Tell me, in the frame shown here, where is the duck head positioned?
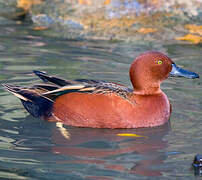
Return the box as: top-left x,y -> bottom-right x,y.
130,51 -> 199,94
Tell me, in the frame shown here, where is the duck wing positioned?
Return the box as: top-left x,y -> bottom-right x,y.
2,71 -> 133,118
33,70 -> 133,100
2,71 -> 133,109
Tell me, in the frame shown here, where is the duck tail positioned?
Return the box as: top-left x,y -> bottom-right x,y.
33,70 -> 72,86
2,83 -> 53,119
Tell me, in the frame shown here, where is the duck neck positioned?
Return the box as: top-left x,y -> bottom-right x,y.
132,81 -> 162,95
133,86 -> 162,95
129,66 -> 163,95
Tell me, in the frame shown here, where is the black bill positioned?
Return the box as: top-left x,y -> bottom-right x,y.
170,63 -> 199,79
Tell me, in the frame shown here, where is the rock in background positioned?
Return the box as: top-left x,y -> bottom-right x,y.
0,0 -> 202,43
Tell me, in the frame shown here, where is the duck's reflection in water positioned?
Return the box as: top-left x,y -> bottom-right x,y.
51,122 -> 170,178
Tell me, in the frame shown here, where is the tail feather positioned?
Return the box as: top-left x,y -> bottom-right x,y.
33,70 -> 101,87
2,83 -> 53,118
33,70 -> 72,86
2,84 -> 30,101
32,84 -> 59,91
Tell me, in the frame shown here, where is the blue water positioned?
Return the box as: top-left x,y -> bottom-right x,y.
0,23 -> 202,180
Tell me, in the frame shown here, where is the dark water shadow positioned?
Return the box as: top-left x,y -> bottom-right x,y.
50,120 -> 171,178
10,114 -> 171,179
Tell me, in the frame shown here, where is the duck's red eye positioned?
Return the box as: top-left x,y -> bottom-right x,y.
157,60 -> 163,65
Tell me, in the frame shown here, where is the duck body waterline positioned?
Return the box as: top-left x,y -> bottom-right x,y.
53,90 -> 170,128
2,51 -> 199,128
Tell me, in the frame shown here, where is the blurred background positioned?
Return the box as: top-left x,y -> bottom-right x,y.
0,0 -> 202,43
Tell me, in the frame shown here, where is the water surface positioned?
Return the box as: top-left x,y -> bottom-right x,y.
0,23 -> 202,180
